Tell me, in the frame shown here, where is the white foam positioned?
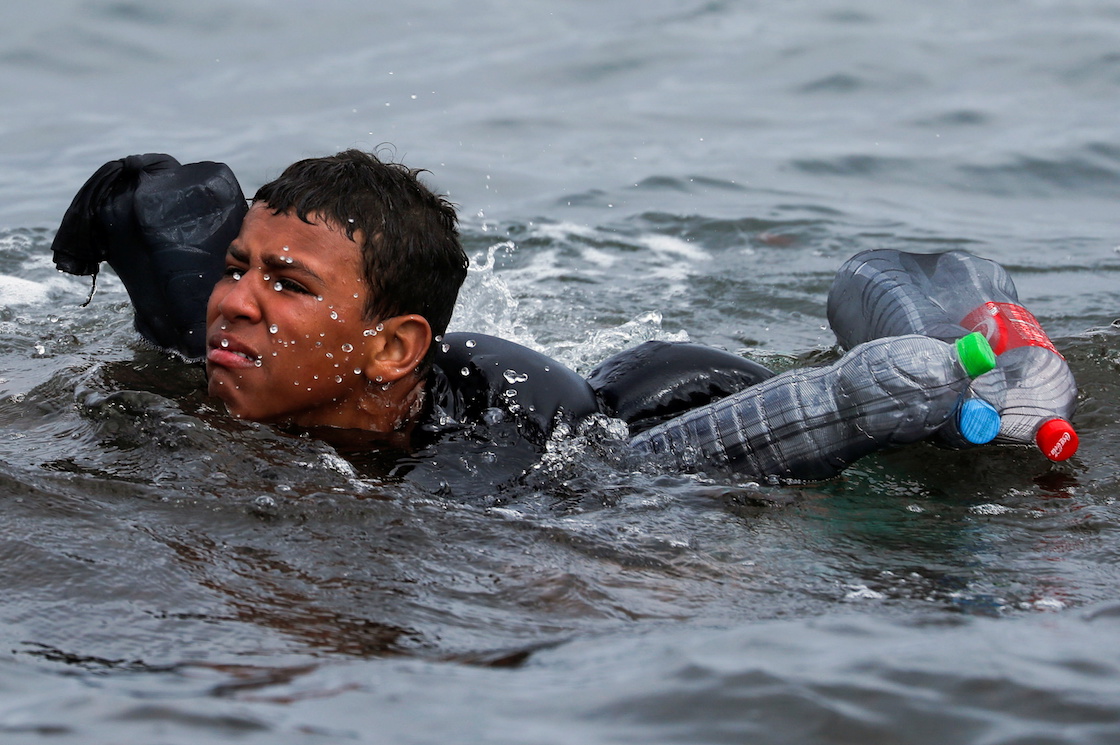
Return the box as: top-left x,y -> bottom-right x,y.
970,503 -> 1014,516
531,221 -> 599,242
449,244 -> 540,350
638,233 -> 708,262
1029,596 -> 1067,611
843,584 -> 886,602
0,275 -> 49,306
579,246 -> 617,268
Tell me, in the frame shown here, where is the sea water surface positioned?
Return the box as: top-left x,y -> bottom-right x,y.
2,1 -> 1120,742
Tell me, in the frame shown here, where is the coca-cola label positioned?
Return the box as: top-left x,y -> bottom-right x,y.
960,301 -> 1061,356
1048,431 -> 1073,460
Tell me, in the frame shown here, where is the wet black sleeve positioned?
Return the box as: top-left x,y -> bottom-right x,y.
51,153 -> 247,360
433,333 -> 602,444
587,340 -> 775,434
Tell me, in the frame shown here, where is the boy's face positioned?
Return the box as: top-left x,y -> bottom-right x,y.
205,203 -> 382,428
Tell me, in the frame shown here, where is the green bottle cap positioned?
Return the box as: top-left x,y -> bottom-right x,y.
955,332 -> 997,378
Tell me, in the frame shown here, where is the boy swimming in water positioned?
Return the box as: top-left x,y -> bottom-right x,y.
51,150 -> 772,462
51,150 -> 994,483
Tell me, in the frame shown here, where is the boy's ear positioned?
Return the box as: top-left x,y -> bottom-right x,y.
365,314 -> 432,382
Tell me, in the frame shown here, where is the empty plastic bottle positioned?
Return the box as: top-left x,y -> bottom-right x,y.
629,333 -> 996,481
826,249 -> 1078,461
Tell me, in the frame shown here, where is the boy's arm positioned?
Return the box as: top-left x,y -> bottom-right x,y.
587,340 -> 774,433
51,154 -> 247,360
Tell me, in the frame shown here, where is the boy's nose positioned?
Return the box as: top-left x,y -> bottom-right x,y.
216,269 -> 263,323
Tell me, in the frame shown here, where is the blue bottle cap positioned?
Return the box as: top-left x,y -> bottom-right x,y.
957,398 -> 1001,445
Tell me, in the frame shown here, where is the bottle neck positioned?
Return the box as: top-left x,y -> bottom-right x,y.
954,332 -> 996,378
960,301 -> 1061,357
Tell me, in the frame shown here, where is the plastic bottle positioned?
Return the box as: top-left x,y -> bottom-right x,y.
826,249 -> 1078,461
628,333 -> 996,481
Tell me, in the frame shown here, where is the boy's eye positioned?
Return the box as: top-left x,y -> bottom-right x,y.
275,277 -> 310,294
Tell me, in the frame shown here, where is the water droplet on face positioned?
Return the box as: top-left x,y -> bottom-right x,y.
282,245 -> 290,252
335,375 -> 343,383
375,322 -> 384,332
364,329 -> 377,337
353,368 -> 362,375
374,375 -> 383,383
341,343 -> 354,353
330,311 -> 339,320
326,352 -> 334,359
254,359 -> 263,367
273,282 -> 284,292
220,339 -> 230,348
465,339 -> 476,348
263,274 -> 271,281
434,335 -> 443,343
269,324 -> 279,334
316,295 -> 323,302
231,271 -> 242,281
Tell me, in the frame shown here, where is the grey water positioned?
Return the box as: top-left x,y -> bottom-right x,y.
2,0 -> 1120,742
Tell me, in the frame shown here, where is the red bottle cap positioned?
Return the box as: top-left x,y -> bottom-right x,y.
1036,419 -> 1078,461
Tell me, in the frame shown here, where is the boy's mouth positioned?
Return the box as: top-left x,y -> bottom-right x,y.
206,335 -> 261,369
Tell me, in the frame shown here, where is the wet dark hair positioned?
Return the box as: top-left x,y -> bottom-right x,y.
253,150 -> 467,364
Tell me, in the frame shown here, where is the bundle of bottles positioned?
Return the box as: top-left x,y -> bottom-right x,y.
631,249 -> 1078,480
